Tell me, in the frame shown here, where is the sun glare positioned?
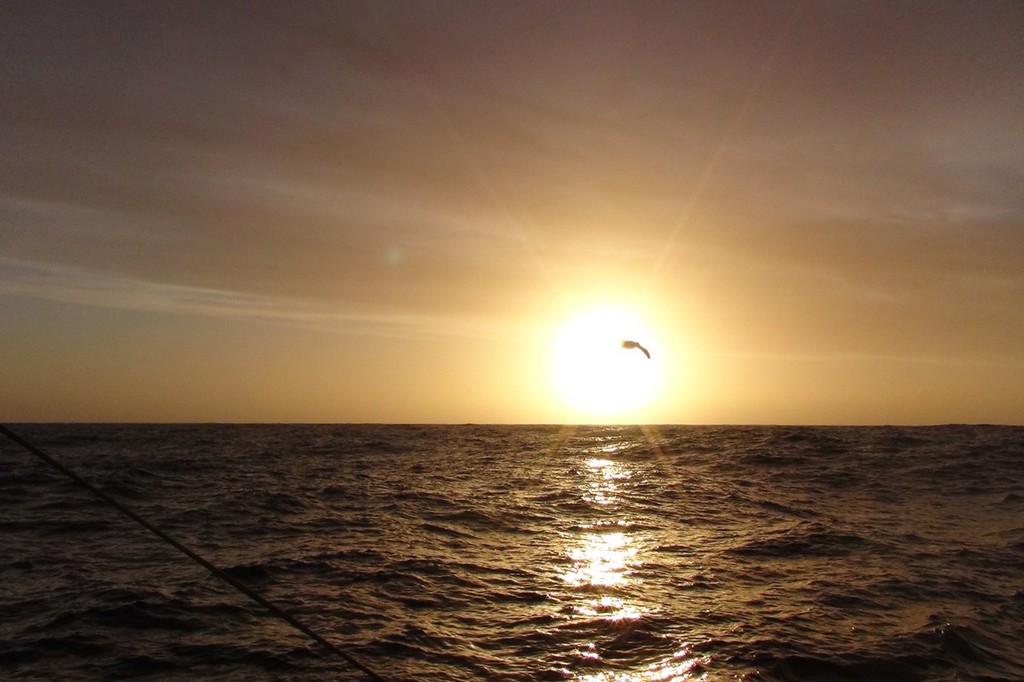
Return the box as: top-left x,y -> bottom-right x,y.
550,306 -> 663,421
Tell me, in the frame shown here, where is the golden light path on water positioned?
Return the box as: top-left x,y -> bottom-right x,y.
557,436 -> 708,681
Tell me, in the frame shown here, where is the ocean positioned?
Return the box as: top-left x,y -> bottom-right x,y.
1,424 -> 1022,681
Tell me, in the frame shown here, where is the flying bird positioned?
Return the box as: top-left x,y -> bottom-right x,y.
621,340 -> 651,359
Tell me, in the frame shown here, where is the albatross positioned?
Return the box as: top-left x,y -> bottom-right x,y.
621,340 -> 651,359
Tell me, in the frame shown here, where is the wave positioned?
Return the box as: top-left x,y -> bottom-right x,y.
726,522 -> 875,558
4,423 -> 1023,681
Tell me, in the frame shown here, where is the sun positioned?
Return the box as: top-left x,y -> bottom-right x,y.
549,305 -> 664,421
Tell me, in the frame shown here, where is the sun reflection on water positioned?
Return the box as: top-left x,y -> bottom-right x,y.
577,649 -> 708,682
562,457 -> 638,596
563,531 -> 636,589
581,457 -> 629,506
558,440 -> 707,681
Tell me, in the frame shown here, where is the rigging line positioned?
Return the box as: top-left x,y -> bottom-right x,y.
0,424 -> 386,682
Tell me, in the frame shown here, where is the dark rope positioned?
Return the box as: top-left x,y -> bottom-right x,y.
0,424 -> 385,682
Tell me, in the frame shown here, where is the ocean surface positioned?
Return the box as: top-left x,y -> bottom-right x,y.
1,424 -> 1022,681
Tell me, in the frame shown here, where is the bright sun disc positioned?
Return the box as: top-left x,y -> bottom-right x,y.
550,306 -> 663,420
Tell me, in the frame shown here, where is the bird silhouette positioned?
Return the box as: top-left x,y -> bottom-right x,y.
621,340 -> 651,359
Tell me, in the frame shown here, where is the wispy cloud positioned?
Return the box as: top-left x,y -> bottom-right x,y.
699,347 -> 1024,370
0,257 -> 521,342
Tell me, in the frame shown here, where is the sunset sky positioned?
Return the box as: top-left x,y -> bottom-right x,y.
2,1 -> 1022,424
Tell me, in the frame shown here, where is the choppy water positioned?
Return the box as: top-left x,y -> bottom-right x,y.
1,424 -> 1023,681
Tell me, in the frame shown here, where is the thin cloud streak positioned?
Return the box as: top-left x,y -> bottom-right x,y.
695,347 -> 1024,370
0,257 -> 523,343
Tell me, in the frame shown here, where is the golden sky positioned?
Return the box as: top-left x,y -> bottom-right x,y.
2,1 -> 1023,424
